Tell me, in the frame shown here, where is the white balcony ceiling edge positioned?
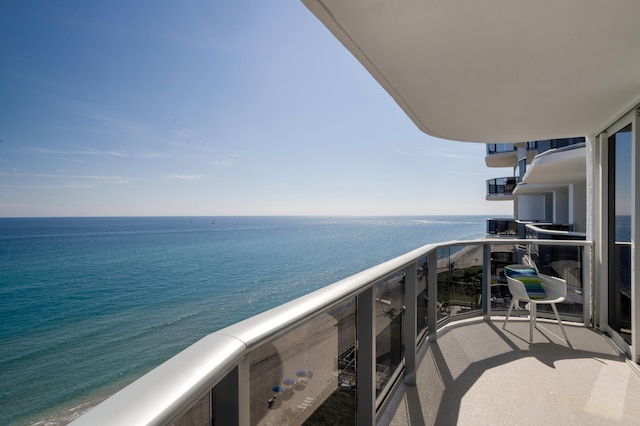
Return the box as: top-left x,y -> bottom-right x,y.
302,0 -> 640,143
514,145 -> 586,194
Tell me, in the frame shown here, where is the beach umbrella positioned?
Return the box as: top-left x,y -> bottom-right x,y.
272,386 -> 285,393
296,370 -> 309,378
283,378 -> 295,386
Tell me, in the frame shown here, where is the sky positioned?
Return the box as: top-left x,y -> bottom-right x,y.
0,1 -> 512,217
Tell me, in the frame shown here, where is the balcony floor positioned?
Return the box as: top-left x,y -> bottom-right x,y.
383,318 -> 640,425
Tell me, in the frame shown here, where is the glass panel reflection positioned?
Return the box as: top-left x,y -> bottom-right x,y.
375,270 -> 404,398
438,246 -> 483,320
489,245 -> 516,311
248,300 -> 356,425
530,244 -> 584,318
609,125 -> 632,344
417,256 -> 428,339
437,247 -> 451,322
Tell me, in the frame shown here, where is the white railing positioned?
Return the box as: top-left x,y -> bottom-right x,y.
525,222 -> 587,239
72,238 -> 593,426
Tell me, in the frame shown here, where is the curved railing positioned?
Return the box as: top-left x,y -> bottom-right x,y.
72,238 -> 593,426
486,176 -> 520,197
525,222 -> 587,239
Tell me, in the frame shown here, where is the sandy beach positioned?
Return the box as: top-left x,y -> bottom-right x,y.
249,305 -> 356,425
437,240 -> 517,270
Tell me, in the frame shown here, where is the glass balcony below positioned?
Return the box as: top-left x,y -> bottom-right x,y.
486,218 -> 518,236
486,177 -> 519,199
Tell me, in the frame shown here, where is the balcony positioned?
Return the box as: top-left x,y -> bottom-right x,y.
527,138 -> 586,155
72,238 -> 640,425
486,177 -> 519,200
486,139 -> 585,170
485,143 -> 517,168
514,142 -> 587,194
383,319 -> 640,424
486,218 -> 518,236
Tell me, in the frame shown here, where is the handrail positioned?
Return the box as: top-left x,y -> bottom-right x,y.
525,223 -> 587,238
534,141 -> 586,159
72,238 -> 593,425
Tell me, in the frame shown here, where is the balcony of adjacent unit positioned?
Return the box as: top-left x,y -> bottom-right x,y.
485,176 -> 519,200
527,137 -> 586,156
513,141 -> 586,195
72,237 -> 640,426
485,143 -> 517,167
486,138 -> 585,170
486,217 -> 518,237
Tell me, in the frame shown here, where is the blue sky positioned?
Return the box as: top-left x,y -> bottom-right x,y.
0,1 -> 512,217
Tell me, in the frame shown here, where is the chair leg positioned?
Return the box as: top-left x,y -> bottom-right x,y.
551,303 -> 571,346
530,302 -> 536,342
503,298 -> 517,329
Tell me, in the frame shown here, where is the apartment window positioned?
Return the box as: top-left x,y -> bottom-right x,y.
608,124 -> 632,345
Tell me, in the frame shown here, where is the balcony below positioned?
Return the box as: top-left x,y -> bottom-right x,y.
486,218 -> 518,237
486,177 -> 519,200
384,319 -> 640,425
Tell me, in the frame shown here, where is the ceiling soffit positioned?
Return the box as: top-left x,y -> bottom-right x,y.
303,0 -> 640,142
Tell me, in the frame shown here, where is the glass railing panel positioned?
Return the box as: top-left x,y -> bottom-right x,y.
374,270 -> 405,398
486,177 -> 519,196
416,256 -> 429,340
436,245 -> 484,320
533,137 -> 586,155
489,244 -> 518,311
437,247 -> 451,322
448,245 -> 483,316
486,218 -> 518,236
176,392 -> 211,425
486,143 -> 516,154
524,243 -> 585,320
248,299 -> 357,425
611,243 -> 631,344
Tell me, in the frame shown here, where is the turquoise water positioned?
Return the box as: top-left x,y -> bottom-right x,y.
0,216 -> 486,425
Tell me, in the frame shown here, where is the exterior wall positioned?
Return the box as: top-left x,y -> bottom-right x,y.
554,188 -> 569,224
516,194 -> 547,221
571,182 -> 587,233
545,193 -> 554,221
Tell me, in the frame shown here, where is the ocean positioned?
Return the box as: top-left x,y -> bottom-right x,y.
0,215 -> 486,425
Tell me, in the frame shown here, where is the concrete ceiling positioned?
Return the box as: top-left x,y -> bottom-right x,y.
302,0 -> 640,143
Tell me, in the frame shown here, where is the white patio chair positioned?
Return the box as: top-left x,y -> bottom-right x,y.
503,264 -> 570,345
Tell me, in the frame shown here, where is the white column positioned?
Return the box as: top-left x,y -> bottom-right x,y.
594,133 -> 609,332
585,134 -> 598,327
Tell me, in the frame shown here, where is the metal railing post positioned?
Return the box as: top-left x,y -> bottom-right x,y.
583,245 -> 594,327
357,287 -> 376,426
427,250 -> 438,341
483,243 -> 491,319
404,262 -> 417,386
213,357 -> 249,425
238,357 -> 250,426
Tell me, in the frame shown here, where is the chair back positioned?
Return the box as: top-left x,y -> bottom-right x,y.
504,265 -> 547,300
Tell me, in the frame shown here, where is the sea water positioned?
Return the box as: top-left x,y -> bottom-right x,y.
0,216 -> 486,425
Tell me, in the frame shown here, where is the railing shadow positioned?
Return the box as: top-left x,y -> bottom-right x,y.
417,321 -> 625,426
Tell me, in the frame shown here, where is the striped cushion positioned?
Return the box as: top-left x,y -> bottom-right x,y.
505,267 -> 547,299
